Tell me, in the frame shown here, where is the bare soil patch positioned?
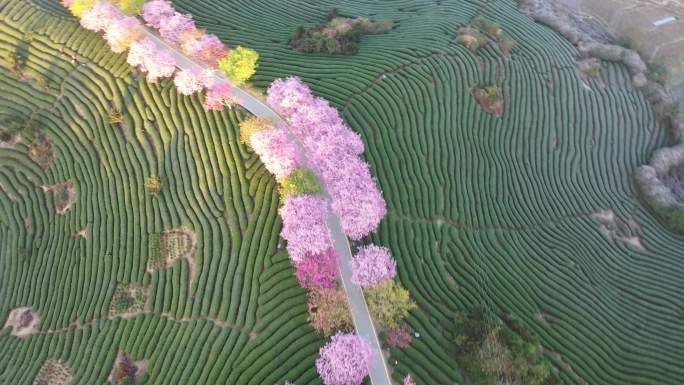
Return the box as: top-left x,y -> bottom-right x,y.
3,307 -> 40,337
40,181 -> 76,214
33,359 -> 72,385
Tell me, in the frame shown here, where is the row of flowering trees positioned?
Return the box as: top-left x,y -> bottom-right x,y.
242,80 -> 416,383
64,1 -> 415,384
63,0 -> 258,112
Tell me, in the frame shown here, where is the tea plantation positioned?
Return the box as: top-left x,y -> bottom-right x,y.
1,0 -> 683,385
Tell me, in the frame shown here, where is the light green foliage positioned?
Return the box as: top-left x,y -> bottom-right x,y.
278,167 -> 322,203
218,46 -> 259,85
364,280 -> 415,328
112,0 -> 146,15
69,0 -> 97,17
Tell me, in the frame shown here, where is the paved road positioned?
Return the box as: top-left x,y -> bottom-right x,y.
143,29 -> 394,385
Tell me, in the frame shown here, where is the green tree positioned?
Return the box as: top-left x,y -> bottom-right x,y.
279,167 -> 322,203
364,280 -> 415,328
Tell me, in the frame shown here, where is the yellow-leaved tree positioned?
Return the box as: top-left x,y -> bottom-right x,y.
218,46 -> 259,85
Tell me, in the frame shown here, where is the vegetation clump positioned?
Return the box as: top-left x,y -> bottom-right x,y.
457,16 -> 516,56
109,283 -> 146,315
218,46 -> 259,85
454,307 -> 559,385
144,175 -> 162,195
279,167 -> 322,203
290,9 -> 392,55
33,359 -> 73,385
473,85 -> 504,117
364,279 -> 415,328
308,288 -> 352,336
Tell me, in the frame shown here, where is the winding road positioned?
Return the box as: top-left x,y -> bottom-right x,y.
142,30 -> 394,385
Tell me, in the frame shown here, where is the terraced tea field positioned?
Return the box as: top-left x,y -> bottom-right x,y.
1,0 -> 683,385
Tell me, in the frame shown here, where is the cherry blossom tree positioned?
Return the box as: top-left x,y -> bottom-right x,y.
61,0 -> 75,7
279,195 -> 333,262
249,126 -> 302,181
183,34 -> 228,66
350,245 -> 397,288
80,2 -> 121,33
128,38 -> 176,83
266,76 -> 387,240
173,67 -> 207,95
384,324 -> 412,349
308,288 -> 352,336
295,248 -> 338,289
145,50 -> 176,83
104,15 -> 143,53
316,333 -> 374,385
403,374 -> 416,385
238,117 -> 274,147
142,0 -> 175,29
204,80 -> 233,111
267,77 -> 314,117
159,12 -> 196,43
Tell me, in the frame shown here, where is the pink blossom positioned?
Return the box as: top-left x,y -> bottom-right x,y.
249,127 -> 302,181
127,38 -> 176,83
146,50 -> 176,82
316,333 -> 374,385
204,80 -> 233,111
80,2 -> 121,32
159,12 -> 196,43
183,34 -> 228,66
174,67 -> 207,95
267,77 -> 314,117
317,155 -> 386,240
279,195 -> 333,263
350,245 -> 396,288
127,37 -> 156,68
61,0 -> 74,6
104,16 -> 143,53
266,76 -> 386,239
142,0 -> 175,29
403,375 -> 416,385
384,325 -> 412,349
295,248 -> 339,289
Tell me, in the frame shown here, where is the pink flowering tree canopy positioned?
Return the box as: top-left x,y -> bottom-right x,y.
128,38 -> 176,83
350,245 -> 397,288
204,80 -> 233,111
183,34 -> 228,66
403,375 -> 416,385
158,12 -> 196,43
295,248 -> 339,289
249,127 -> 302,181
142,0 -> 175,29
80,2 -> 121,33
104,15 -> 143,53
267,77 -> 314,117
316,333 -> 374,385
173,67 -> 208,96
266,76 -> 387,240
279,195 -> 333,263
